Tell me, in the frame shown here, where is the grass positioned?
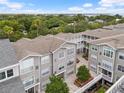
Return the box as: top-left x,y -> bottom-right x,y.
96,86 -> 106,93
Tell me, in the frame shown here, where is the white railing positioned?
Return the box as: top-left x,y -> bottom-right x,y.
75,74 -> 103,93
106,75 -> 124,93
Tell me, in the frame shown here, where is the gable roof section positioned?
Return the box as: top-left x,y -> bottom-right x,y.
88,34 -> 124,49
13,36 -> 65,60
82,28 -> 124,38
0,39 -> 18,69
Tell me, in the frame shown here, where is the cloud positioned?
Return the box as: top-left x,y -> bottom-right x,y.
100,0 -> 124,4
99,0 -> 124,7
68,7 -> 83,12
0,0 -> 23,9
83,3 -> 93,8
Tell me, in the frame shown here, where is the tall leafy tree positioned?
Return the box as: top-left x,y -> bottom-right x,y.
45,75 -> 69,93
3,25 -> 13,37
77,65 -> 90,81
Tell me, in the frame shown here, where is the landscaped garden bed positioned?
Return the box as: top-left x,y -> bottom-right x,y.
74,77 -> 93,87
74,65 -> 93,87
95,86 -> 108,93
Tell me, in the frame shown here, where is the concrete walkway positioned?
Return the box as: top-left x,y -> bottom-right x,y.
76,54 -> 97,78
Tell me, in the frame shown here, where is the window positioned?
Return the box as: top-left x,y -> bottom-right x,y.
91,45 -> 97,51
0,72 -> 6,80
119,55 -> 124,60
102,69 -> 112,77
41,68 -> 49,76
67,48 -> 74,55
59,66 -> 64,70
118,65 -> 124,72
20,58 -> 34,74
103,49 -> 113,58
23,77 -> 34,87
59,51 -> 64,58
7,69 -> 13,77
67,61 -> 73,66
41,56 -> 49,65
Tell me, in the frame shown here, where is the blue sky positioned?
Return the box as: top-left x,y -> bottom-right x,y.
0,0 -> 124,14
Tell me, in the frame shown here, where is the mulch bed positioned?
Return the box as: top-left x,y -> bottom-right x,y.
74,77 -> 93,87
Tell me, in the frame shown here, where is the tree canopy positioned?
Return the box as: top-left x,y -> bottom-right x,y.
0,14 -> 123,42
45,75 -> 69,93
76,65 -> 90,81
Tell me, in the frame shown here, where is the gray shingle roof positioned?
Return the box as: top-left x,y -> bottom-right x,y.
88,34 -> 124,49
82,28 -> 124,38
0,77 -> 25,93
13,36 -> 65,60
0,39 -> 18,69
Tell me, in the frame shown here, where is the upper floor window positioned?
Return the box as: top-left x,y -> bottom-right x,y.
0,72 -> 6,80
0,69 -> 14,81
103,49 -> 113,58
7,69 -> 13,77
67,61 -> 73,66
59,51 -> 64,58
20,58 -> 34,74
59,66 -> 64,70
23,76 -> 34,87
91,45 -> 97,51
41,56 -> 49,65
118,65 -> 124,72
41,68 -> 49,76
119,54 -> 124,60
67,48 -> 74,55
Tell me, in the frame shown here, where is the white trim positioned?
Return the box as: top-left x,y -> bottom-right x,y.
52,42 -> 76,54
0,68 -> 17,83
106,75 -> 124,93
97,43 -> 116,50
52,42 -> 66,53
55,70 -> 66,76
0,64 -> 18,72
19,53 -> 51,63
19,55 -> 42,62
25,83 -> 40,90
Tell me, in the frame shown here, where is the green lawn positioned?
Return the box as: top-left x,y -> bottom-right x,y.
96,87 -> 106,93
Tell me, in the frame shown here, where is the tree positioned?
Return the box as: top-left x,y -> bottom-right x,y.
31,19 -> 41,36
45,75 -> 69,93
3,25 -> 13,37
76,65 -> 90,81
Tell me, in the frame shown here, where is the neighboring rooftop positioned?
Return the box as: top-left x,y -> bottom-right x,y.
82,28 -> 124,38
0,39 -> 18,69
0,77 -> 25,93
13,35 -> 66,60
88,34 -> 124,49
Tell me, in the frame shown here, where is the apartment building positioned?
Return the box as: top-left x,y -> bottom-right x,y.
88,34 -> 124,84
0,39 -> 25,93
13,36 -> 77,93
54,33 -> 83,53
53,24 -> 124,55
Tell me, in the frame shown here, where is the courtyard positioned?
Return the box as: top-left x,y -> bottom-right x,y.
65,54 -> 97,93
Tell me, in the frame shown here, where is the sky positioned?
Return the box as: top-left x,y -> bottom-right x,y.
0,0 -> 124,14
